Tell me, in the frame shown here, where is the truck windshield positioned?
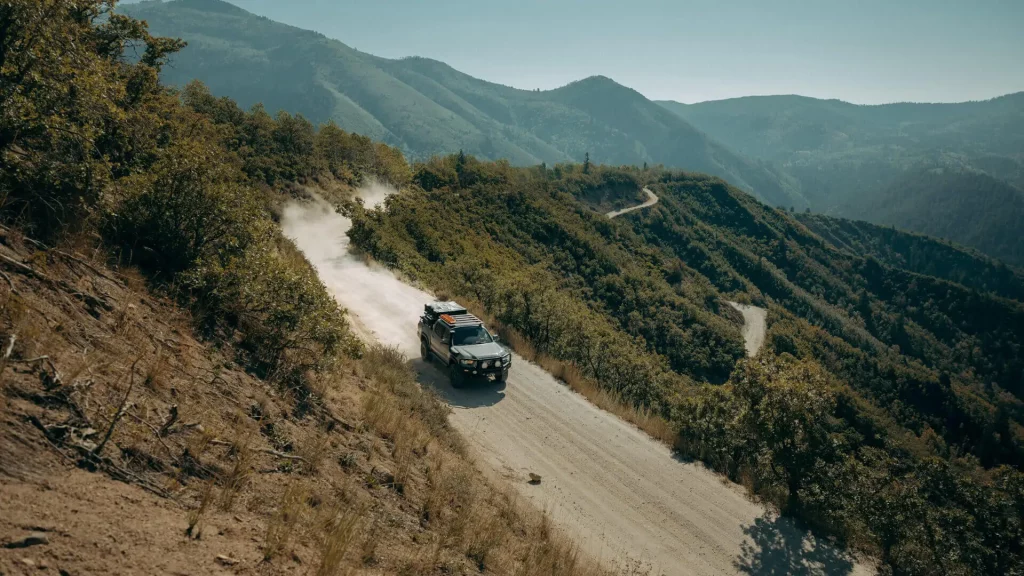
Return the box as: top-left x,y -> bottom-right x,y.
452,326 -> 493,346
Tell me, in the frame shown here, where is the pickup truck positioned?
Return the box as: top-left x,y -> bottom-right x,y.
418,301 -> 511,388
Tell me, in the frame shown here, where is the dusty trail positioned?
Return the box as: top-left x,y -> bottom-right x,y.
607,187 -> 659,218
282,192 -> 869,576
727,302 -> 768,357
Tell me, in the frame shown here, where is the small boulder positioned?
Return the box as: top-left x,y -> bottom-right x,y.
215,554 -> 239,566
369,466 -> 395,487
4,532 -> 49,549
528,473 -> 542,485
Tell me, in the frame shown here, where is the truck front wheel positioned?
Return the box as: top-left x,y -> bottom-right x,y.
449,363 -> 465,389
497,368 -> 509,383
420,338 -> 430,361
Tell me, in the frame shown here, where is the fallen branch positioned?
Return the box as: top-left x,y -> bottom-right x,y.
11,355 -> 49,364
0,333 -> 16,378
0,253 -> 49,282
4,334 -> 16,360
322,409 -> 357,432
94,356 -> 142,457
209,439 -> 308,463
158,405 -> 179,437
0,269 -> 15,294
124,409 -> 175,458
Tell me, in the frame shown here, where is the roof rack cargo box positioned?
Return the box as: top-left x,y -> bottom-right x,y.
425,301 -> 468,317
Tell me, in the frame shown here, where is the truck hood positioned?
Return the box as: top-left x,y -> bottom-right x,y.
451,342 -> 506,360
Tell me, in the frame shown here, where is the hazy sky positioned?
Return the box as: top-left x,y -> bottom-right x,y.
141,0 -> 1024,104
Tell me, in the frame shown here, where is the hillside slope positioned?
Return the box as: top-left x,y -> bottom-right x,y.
847,169 -> 1024,266
121,0 -> 801,207
658,94 -> 1024,263
350,155 -> 1024,576
0,4 -> 610,574
283,197 -> 867,575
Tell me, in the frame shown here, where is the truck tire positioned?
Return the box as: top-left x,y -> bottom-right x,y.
449,363 -> 465,389
420,338 -> 430,362
497,368 -> 509,383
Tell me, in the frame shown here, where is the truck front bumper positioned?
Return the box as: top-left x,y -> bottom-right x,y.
456,362 -> 510,378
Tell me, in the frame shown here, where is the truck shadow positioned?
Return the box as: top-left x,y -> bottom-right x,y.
409,358 -> 507,409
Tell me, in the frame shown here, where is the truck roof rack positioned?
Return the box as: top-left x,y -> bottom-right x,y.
439,313 -> 483,328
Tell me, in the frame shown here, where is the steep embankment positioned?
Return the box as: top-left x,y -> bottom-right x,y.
281,195 -> 870,575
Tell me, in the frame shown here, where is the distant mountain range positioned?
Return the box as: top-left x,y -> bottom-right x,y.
125,0 -> 1024,265
659,95 -> 1024,264
124,0 -> 797,208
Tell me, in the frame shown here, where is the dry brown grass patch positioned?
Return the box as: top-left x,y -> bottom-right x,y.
263,481 -> 308,561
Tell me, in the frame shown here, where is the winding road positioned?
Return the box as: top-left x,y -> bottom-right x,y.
607,187 -> 660,218
727,302 -> 768,358
607,187 -> 769,359
282,194 -> 867,575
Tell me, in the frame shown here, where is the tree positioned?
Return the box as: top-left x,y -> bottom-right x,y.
583,152 -> 591,174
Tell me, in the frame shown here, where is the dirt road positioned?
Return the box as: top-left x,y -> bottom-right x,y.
607,187 -> 659,218
727,302 -> 768,357
282,194 -> 869,576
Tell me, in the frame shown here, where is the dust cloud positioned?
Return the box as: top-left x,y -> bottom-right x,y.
280,182 -> 429,355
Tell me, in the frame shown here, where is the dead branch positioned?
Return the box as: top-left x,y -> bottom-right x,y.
208,439 -> 308,463
19,234 -> 123,286
124,409 -> 175,458
158,405 -> 179,437
93,356 -> 142,457
0,269 -> 15,294
0,252 -> 50,282
0,333 -> 16,378
10,355 -> 49,364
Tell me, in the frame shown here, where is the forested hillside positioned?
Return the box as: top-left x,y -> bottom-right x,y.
350,155 -> 1024,576
659,94 -> 1024,264
121,0 -> 802,208
797,212 -> 1024,300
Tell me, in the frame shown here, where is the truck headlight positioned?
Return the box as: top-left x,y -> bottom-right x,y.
502,355 -> 511,365
481,360 -> 491,369
459,358 -> 475,367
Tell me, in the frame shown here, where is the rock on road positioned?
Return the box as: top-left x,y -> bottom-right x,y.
282,194 -> 870,576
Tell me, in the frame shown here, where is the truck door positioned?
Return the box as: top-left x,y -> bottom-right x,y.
431,322 -> 452,362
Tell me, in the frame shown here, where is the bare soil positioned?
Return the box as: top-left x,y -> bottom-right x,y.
0,225 -> 606,576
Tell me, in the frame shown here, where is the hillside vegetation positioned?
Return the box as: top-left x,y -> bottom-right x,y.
659,94 -> 1024,264
121,0 -> 802,209
350,155 -> 1024,576
0,2 -> 610,574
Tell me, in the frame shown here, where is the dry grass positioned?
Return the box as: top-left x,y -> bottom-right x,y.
356,344 -> 617,575
296,427 -> 331,476
537,356 -> 676,444
315,503 -> 364,576
186,478 -> 216,539
219,434 -> 253,511
263,481 -> 307,561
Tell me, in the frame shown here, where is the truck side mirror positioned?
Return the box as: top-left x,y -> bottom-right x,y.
442,335 -> 451,344
491,332 -> 501,343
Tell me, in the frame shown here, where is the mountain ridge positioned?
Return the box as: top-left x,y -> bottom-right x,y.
122,0 -> 804,207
